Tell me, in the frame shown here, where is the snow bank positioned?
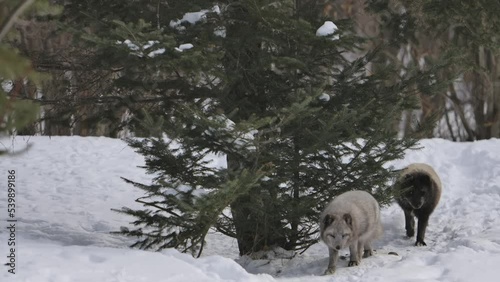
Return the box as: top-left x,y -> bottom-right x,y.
8,241 -> 273,282
1,136 -> 500,281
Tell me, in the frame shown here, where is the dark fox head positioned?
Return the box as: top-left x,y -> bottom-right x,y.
401,173 -> 432,209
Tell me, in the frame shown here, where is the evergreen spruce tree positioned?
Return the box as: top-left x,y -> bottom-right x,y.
109,1 -> 441,256
49,0 -> 227,136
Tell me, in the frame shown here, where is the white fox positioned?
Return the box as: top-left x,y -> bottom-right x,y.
319,190 -> 383,275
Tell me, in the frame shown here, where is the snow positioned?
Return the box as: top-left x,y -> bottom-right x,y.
318,93 -> 331,102
170,10 -> 209,28
117,38 -> 191,56
214,26 -> 227,38
143,40 -> 159,49
13,241 -> 274,282
121,39 -> 140,51
316,21 -> 339,40
169,6 -> 224,38
170,6 -> 221,28
1,80 -> 13,92
1,136 -> 500,281
175,43 -> 194,52
117,40 -> 165,58
148,48 -> 166,57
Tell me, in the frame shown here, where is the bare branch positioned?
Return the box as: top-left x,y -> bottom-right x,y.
0,0 -> 35,43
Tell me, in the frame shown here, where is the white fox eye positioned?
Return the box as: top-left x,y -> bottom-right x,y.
329,234 -> 335,239
342,234 -> 349,238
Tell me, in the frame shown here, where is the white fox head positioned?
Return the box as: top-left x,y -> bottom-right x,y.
321,213 -> 353,250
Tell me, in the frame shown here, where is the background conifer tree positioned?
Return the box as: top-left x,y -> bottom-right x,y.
367,0 -> 500,140
0,0 -> 60,153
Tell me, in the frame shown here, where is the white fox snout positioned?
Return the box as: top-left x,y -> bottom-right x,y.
324,232 -> 349,250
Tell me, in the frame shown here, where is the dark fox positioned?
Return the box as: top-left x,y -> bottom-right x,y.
395,163 -> 442,246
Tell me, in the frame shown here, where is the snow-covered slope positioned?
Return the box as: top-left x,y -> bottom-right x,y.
1,136 -> 499,281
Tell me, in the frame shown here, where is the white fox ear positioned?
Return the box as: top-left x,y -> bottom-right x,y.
343,213 -> 352,227
323,214 -> 334,227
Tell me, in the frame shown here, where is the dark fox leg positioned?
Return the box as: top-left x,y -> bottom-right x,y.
404,209 -> 415,237
415,214 -> 430,246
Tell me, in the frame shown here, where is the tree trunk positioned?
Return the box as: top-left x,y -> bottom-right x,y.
490,52 -> 500,138
228,154 -> 287,255
473,47 -> 500,139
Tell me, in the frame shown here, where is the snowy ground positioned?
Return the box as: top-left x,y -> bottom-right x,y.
1,136 -> 500,281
